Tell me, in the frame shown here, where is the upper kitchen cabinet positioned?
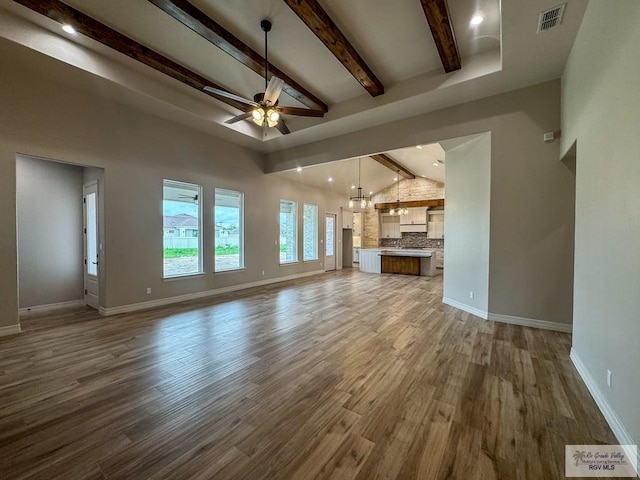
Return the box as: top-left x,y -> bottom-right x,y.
353,212 -> 362,237
380,214 -> 401,238
400,208 -> 427,226
427,210 -> 445,238
399,208 -> 427,232
342,209 -> 353,229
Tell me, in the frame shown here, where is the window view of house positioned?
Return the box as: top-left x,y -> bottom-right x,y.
303,203 -> 318,261
279,199 -> 297,264
214,189 -> 244,272
163,180 -> 202,277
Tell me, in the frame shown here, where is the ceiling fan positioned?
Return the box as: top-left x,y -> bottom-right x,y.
203,20 -> 323,136
178,193 -> 198,204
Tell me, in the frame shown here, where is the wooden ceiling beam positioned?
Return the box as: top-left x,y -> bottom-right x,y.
419,0 -> 461,73
12,0 -> 253,112
370,154 -> 416,179
283,0 -> 384,97
148,0 -> 327,113
375,199 -> 445,210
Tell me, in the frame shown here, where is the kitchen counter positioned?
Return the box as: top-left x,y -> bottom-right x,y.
359,248 -> 437,276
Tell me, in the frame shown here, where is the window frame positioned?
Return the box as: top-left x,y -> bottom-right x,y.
279,199 -> 298,264
214,188 -> 245,273
162,179 -> 203,279
302,203 -> 319,262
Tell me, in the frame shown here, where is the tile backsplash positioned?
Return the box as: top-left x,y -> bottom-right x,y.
379,232 -> 444,249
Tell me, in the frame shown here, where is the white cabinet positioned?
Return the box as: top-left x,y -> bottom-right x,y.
427,210 -> 445,238
400,208 -> 427,226
380,214 -> 401,238
399,208 -> 427,232
400,223 -> 426,233
353,212 -> 362,237
342,210 -> 353,229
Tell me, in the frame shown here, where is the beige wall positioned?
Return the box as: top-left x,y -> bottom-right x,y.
562,0 -> 640,447
268,80 -> 575,326
0,42 -> 346,329
363,177 -> 444,248
443,134 -> 491,315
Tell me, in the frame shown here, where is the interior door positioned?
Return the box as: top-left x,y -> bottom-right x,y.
83,182 -> 99,309
325,213 -> 336,271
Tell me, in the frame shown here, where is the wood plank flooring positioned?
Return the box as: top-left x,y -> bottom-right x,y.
0,270 -> 620,479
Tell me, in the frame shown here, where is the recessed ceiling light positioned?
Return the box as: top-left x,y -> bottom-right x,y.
296,166 -> 302,172
421,175 -> 426,178
416,145 -> 423,149
328,177 -> 333,182
369,191 -> 373,195
470,15 -> 484,26
351,185 -> 355,189
393,177 -> 398,181
433,162 -> 439,167
62,24 -> 77,34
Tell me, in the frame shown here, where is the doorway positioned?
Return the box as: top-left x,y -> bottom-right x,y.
16,155 -> 103,313
83,181 -> 100,308
325,213 -> 336,271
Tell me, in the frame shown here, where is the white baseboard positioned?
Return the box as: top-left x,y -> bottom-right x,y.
487,312 -> 572,333
99,270 -> 325,316
0,324 -> 21,337
443,297 -> 488,319
19,299 -> 85,316
570,348 -> 639,476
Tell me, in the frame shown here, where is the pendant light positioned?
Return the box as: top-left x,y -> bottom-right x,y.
349,158 -> 372,209
390,170 -> 408,216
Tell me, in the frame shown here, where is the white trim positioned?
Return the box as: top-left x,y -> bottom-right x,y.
0,324 -> 21,337
99,270 -> 325,316
19,299 -> 85,316
487,312 -> 572,332
443,297 -> 488,319
570,348 -> 639,476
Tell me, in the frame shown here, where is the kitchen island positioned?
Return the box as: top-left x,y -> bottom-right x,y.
359,248 -> 437,276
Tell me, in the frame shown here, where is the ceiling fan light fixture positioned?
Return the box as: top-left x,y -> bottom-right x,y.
252,108 -> 265,126
266,108 -> 279,127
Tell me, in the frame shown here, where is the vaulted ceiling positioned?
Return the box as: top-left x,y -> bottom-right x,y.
0,0 -> 588,190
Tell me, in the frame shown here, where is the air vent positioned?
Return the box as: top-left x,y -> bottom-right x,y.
538,4 -> 566,32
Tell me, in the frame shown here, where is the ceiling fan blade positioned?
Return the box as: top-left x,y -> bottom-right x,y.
275,119 -> 291,135
204,86 -> 259,108
276,106 -> 325,118
263,77 -> 285,105
224,112 -> 253,125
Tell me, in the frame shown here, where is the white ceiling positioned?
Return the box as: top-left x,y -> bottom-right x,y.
274,142 -> 446,198
0,0 -> 588,157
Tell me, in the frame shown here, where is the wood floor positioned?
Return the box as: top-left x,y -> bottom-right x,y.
0,270 -> 619,479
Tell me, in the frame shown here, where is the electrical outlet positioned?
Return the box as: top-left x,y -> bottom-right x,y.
469,291 -> 474,299
146,287 -> 151,295
607,370 -> 612,388
261,270 -> 265,276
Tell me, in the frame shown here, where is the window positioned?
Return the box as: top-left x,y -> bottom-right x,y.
214,189 -> 244,272
303,203 -> 318,261
163,180 -> 202,277
279,199 -> 298,263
